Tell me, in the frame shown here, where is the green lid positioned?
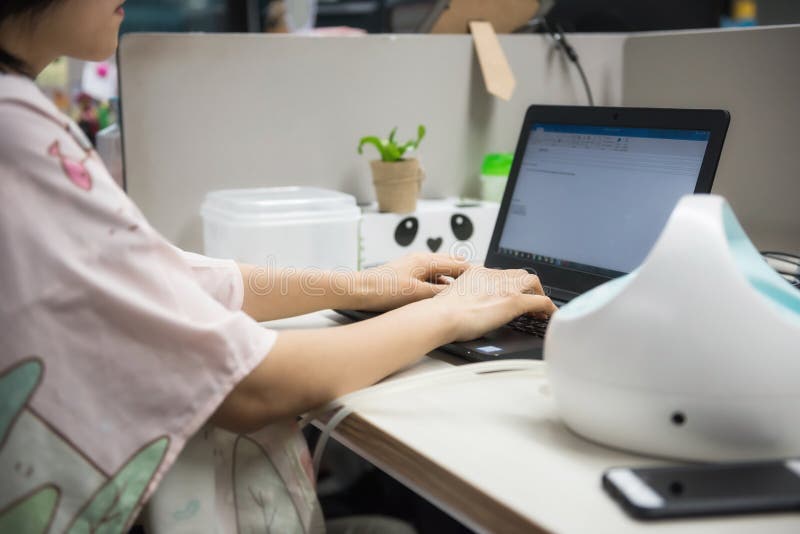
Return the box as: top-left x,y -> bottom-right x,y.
481,153 -> 514,176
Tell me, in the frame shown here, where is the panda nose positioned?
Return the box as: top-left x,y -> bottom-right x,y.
426,237 -> 443,252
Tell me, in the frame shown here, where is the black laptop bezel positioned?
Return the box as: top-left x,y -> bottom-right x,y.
485,105 -> 730,300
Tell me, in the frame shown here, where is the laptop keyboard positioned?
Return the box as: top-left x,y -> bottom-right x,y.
507,315 -> 550,337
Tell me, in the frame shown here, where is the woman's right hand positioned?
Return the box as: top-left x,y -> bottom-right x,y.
433,265 -> 557,342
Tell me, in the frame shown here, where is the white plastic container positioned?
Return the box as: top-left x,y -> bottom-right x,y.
201,187 -> 360,270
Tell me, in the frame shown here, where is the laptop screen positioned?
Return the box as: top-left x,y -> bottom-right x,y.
497,123 -> 711,278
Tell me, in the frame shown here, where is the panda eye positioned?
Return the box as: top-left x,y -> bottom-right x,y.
450,213 -> 473,241
394,217 -> 418,246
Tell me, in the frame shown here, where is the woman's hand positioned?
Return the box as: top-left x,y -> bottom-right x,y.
433,265 -> 557,342
217,264 -> 556,430
355,253 -> 470,311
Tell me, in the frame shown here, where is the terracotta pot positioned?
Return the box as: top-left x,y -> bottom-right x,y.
370,158 -> 424,213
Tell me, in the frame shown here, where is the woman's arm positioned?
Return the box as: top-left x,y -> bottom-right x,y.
238,253 -> 470,321
212,265 -> 555,433
238,264 -> 361,320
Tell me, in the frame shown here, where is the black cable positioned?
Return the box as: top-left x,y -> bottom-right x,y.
572,57 -> 594,107
541,19 -> 594,106
760,250 -> 800,289
761,251 -> 800,273
781,275 -> 800,288
761,251 -> 800,262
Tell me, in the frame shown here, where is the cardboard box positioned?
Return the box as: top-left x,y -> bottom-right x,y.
431,0 -> 540,34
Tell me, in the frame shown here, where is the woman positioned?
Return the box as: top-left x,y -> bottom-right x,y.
0,1 -> 555,532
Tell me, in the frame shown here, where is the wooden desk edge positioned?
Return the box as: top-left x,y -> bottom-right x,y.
322,412 -> 552,534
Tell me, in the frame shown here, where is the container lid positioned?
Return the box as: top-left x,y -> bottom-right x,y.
481,153 -> 514,177
202,186 -> 360,222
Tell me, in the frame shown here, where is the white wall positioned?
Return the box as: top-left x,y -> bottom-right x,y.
119,33 -> 625,251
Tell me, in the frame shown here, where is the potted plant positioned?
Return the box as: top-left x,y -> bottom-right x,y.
358,125 -> 426,213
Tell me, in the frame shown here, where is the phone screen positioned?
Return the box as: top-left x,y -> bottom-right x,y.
603,460 -> 800,519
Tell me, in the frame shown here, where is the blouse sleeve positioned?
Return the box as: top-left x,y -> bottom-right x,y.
173,247 -> 246,312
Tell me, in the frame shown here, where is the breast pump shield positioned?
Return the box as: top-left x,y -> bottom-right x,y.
545,195 -> 800,461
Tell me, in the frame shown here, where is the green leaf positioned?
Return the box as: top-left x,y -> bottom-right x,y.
397,125 -> 427,158
397,140 -> 416,158
383,144 -> 402,162
360,125 -> 426,161
357,136 -> 387,160
0,359 -> 42,444
0,485 -> 59,534
67,437 -> 169,534
416,124 -> 426,147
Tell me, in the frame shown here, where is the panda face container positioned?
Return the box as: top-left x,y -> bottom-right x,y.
359,199 -> 500,268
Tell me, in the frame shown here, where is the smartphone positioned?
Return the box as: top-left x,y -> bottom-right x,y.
602,459 -> 800,519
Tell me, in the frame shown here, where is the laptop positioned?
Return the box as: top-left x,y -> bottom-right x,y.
338,105 -> 730,361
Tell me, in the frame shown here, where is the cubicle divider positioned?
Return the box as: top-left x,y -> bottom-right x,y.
623,25 -> 800,252
120,26 -> 799,254
119,33 -> 624,251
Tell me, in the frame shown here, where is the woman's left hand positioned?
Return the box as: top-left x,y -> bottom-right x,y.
355,253 -> 471,311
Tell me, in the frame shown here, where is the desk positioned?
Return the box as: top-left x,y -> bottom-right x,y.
264,311 -> 800,534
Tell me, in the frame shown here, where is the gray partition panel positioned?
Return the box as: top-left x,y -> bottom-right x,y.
119,33 -> 624,251
623,25 -> 800,252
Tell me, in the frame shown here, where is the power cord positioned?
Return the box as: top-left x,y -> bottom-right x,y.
513,4 -> 595,107
541,19 -> 594,106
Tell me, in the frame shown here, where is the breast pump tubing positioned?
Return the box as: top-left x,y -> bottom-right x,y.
213,255 -> 555,433
0,3 -> 555,435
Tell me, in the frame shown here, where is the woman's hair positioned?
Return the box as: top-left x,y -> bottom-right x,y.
0,0 -> 63,76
